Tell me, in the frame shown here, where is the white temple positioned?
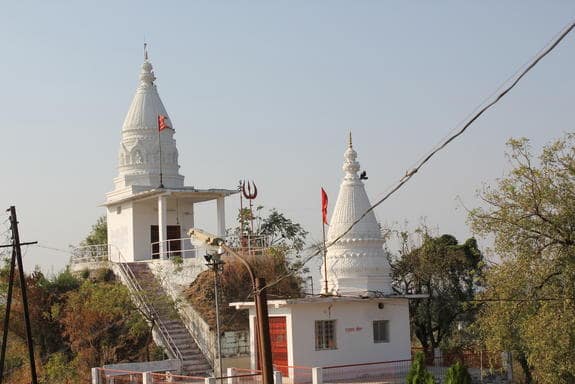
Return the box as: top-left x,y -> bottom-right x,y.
232,134 -> 411,372
104,53 -> 237,262
322,134 -> 392,296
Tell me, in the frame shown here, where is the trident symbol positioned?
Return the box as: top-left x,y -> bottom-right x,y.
240,180 -> 258,241
241,180 -> 258,200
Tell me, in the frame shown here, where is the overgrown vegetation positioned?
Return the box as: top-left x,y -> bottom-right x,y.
0,266 -> 154,383
186,208 -> 307,331
443,361 -> 471,384
0,217 -> 157,383
391,228 -> 484,356
406,351 -> 435,384
469,134 -> 575,383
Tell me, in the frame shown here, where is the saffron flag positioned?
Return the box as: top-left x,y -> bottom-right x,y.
321,188 -> 328,225
158,114 -> 171,131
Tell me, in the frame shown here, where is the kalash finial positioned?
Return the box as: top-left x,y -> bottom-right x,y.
343,132 -> 360,176
144,42 -> 149,61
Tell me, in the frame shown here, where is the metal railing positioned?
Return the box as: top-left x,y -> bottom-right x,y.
323,360 -> 413,384
70,243 -> 110,265
114,257 -> 186,364
151,237 -> 198,259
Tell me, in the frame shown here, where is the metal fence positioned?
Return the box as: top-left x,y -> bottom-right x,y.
272,365 -> 313,384
226,368 -> 263,384
93,351 -> 507,384
323,360 -> 413,384
151,372 -> 206,383
93,368 -> 145,383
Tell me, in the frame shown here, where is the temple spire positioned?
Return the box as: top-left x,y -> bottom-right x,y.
322,134 -> 392,296
111,53 -> 184,192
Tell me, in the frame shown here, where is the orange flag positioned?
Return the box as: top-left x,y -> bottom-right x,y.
321,188 -> 328,225
158,115 -> 171,131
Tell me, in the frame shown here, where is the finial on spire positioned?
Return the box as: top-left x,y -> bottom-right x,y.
348,131 -> 353,148
144,42 -> 148,61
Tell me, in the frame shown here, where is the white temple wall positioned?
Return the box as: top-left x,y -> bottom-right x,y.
107,202 -> 134,263
254,299 -> 411,370
133,201 -> 157,261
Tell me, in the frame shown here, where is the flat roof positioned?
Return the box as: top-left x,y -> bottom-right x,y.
104,186 -> 239,206
230,294 -> 428,309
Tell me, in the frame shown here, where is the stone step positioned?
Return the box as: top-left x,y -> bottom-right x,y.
122,262 -> 212,375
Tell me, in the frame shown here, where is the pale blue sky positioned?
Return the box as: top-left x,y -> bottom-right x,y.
1,1 -> 574,274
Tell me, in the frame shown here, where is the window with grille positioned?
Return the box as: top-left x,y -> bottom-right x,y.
315,320 -> 337,350
373,320 -> 390,343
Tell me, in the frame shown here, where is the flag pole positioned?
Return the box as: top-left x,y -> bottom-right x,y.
321,188 -> 329,295
157,116 -> 164,188
322,220 -> 328,295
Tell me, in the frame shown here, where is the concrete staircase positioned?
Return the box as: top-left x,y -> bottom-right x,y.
122,262 -> 212,376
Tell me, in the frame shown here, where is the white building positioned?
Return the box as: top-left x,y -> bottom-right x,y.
232,136 -> 412,375
105,54 -> 237,262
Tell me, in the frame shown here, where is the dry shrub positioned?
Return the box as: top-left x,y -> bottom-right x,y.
186,251 -> 304,331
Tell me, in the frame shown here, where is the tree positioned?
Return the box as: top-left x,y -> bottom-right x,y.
469,135 -> 575,383
391,228 -> 483,356
444,361 -> 472,384
60,279 -> 151,381
80,216 -> 107,246
406,351 -> 435,384
188,208 -> 308,330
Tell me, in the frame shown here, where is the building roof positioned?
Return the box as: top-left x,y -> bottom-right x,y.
230,294 -> 426,310
104,186 -> 239,206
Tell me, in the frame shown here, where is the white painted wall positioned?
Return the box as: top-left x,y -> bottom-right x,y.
132,200 -> 158,261
248,298 -> 410,370
107,202 -> 134,262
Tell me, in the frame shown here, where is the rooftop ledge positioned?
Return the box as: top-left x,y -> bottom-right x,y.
104,186 -> 239,206
230,294 -> 428,309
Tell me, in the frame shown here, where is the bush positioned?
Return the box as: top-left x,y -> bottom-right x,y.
406,352 -> 435,384
444,361 -> 472,384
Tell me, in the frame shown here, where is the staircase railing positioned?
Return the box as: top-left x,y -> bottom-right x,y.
115,260 -> 185,363
79,243 -> 186,364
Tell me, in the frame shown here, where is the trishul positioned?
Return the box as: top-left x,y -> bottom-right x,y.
241,180 -> 258,200
240,180 -> 258,242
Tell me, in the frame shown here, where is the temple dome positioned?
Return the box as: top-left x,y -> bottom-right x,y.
112,56 -> 184,192
322,134 -> 392,296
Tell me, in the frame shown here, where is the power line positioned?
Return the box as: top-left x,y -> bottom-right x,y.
261,18 -> 575,292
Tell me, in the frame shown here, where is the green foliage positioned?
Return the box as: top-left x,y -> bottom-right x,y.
61,280 -> 151,372
42,352 -> 79,384
469,134 -> 575,383
171,255 -> 184,272
189,207 -> 308,330
444,361 -> 471,384
391,229 -> 484,353
0,266 -> 156,382
80,215 -> 107,246
93,267 -> 115,282
406,352 -> 435,384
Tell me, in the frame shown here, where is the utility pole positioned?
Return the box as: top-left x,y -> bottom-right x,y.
0,206 -> 38,384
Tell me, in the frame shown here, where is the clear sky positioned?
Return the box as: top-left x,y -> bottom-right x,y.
1,1 -> 574,275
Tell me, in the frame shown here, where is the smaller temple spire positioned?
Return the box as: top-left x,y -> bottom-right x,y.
139,51 -> 156,86
343,134 -> 360,178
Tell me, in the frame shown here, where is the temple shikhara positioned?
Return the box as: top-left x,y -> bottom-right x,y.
105,54 -> 236,263
322,134 -> 393,296
233,136 -> 411,373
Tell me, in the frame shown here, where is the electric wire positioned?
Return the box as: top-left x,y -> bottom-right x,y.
259,18 -> 575,292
